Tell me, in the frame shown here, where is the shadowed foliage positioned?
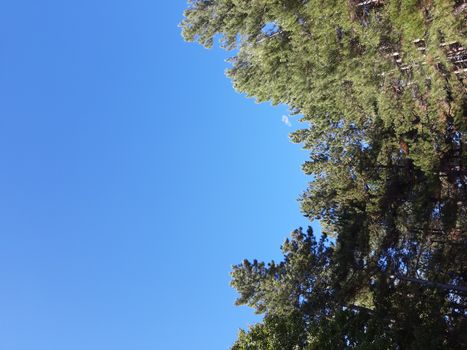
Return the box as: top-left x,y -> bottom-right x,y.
182,1 -> 466,348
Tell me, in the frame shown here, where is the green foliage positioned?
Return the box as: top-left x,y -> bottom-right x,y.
231,228 -> 334,316
181,0 -> 466,348
232,312 -> 307,350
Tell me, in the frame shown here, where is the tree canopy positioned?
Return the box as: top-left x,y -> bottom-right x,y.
181,1 -> 466,348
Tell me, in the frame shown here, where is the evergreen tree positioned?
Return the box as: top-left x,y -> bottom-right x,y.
181,1 -> 466,348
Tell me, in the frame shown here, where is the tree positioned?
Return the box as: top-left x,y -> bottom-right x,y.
232,227 -> 466,349
181,0 -> 466,348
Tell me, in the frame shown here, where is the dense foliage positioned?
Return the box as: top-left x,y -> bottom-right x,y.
181,1 -> 466,348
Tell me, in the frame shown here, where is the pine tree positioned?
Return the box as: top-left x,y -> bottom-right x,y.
181,1 -> 466,348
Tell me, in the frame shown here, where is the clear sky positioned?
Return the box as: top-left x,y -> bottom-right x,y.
0,1 -> 316,349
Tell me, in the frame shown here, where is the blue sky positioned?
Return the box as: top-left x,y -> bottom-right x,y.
0,1 -> 315,349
